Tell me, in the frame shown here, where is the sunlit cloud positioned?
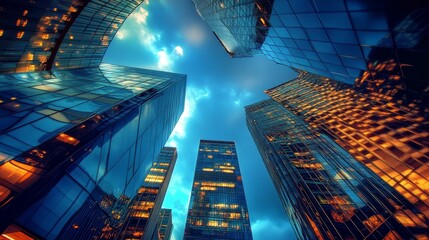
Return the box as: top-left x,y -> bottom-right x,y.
157,49 -> 170,70
132,6 -> 149,24
115,4 -> 184,70
168,86 -> 210,144
174,46 -> 184,56
116,29 -> 126,39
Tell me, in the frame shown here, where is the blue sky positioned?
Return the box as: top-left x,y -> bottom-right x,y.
104,1 -> 297,239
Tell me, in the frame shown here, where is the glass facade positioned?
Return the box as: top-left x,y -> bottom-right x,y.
265,71 -> 429,220
119,147 -> 177,240
193,0 -> 429,105
0,0 -> 143,73
0,64 -> 186,239
245,99 -> 429,240
192,0 -> 272,57
155,208 -> 173,240
184,140 -> 253,240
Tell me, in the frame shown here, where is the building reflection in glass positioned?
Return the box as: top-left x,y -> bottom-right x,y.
0,64 -> 186,239
0,0 -> 143,73
184,140 -> 253,240
266,71 -> 429,220
246,99 -> 429,240
118,147 -> 177,240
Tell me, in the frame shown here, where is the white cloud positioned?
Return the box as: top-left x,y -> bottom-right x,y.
157,49 -> 170,70
116,29 -> 126,39
114,4 -> 184,70
132,7 -> 149,24
174,46 -> 184,56
167,86 -> 210,143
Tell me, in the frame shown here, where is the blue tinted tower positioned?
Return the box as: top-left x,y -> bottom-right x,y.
184,140 -> 253,240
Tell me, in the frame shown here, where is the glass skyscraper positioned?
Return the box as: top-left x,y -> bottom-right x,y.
184,140 -> 253,240
0,0 -> 187,239
266,71 -> 429,220
0,0 -> 144,72
0,64 -> 185,239
155,208 -> 173,240
192,0 -> 429,103
246,99 -> 429,240
119,147 -> 177,240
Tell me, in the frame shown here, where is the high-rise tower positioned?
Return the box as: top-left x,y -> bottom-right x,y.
246,99 -> 429,239
184,140 -> 253,240
119,147 -> 177,240
0,0 -> 187,238
192,0 -> 429,104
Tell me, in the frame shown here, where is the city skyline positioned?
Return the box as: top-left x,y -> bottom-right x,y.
1,0 -> 428,239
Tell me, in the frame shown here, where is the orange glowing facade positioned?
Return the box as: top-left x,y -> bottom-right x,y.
246,98 -> 429,239
266,71 -> 429,220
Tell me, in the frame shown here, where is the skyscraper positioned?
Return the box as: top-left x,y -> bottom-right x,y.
184,140 -> 253,240
0,0 -> 144,73
119,147 -> 177,240
0,0 -> 187,238
192,0 -> 429,103
245,99 -> 429,239
154,208 -> 173,240
0,64 -> 186,239
265,71 -> 429,219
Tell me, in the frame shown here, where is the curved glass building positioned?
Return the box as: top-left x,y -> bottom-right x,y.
0,0 -> 186,239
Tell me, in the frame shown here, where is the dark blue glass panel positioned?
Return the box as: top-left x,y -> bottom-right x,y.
319,13 -> 352,29
288,0 -> 314,13
326,29 -> 358,44
313,0 -> 346,11
274,27 -> 291,38
311,41 -> 336,54
279,14 -> 301,27
296,13 -> 322,28
306,29 -> 330,41
288,28 -> 307,40
350,12 -> 389,30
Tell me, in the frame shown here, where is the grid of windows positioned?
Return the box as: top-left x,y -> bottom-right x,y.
156,208 -> 173,240
245,99 -> 429,240
266,72 -> 429,220
192,0 -> 272,57
0,0 -> 143,73
118,147 -> 177,240
184,140 -> 253,240
193,0 -> 429,103
0,64 -> 186,238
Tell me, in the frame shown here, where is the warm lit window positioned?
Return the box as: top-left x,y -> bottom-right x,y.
0,29 -> 4,37
2,225 -> 33,240
150,167 -> 166,173
16,31 -> 25,39
56,133 -> 80,146
101,36 -> 109,46
202,168 -> 214,172
144,174 -> 164,183
26,53 -> 33,61
200,186 -> 216,191
201,181 -> 235,188
16,19 -> 28,27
